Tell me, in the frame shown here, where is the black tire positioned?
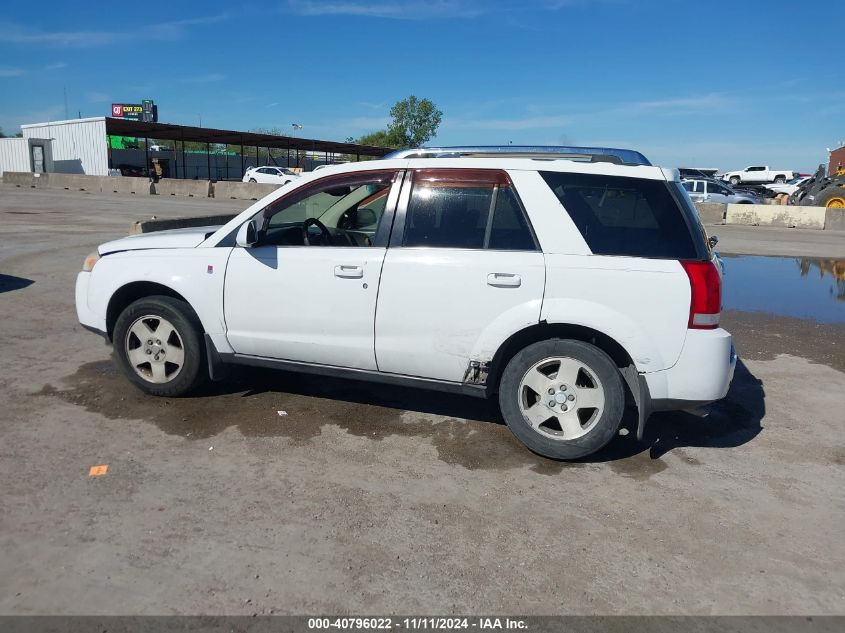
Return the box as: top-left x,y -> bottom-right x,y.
773,175 -> 786,184
248,178 -> 257,183
498,339 -> 625,460
815,186 -> 845,209
729,176 -> 740,186
113,295 -> 206,396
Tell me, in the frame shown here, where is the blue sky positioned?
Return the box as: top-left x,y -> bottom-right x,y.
0,0 -> 841,171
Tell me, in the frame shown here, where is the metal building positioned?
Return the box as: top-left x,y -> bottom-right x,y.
20,117 -> 109,175
0,116 -> 391,179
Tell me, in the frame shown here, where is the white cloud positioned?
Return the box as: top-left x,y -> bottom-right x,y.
0,14 -> 228,48
287,0 -> 484,19
0,67 -> 26,77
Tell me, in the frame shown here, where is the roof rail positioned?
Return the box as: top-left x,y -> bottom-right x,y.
382,145 -> 651,166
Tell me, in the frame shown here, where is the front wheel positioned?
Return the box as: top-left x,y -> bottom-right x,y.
498,339 -> 625,460
113,296 -> 206,396
248,178 -> 257,183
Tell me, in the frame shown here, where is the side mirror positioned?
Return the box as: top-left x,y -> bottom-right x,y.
708,235 -> 719,248
236,219 -> 258,248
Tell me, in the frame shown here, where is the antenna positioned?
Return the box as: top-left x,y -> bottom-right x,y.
63,86 -> 69,120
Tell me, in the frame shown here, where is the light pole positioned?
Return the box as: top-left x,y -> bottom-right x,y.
291,123 -> 302,137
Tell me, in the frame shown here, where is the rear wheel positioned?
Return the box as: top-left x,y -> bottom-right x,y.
248,178 -> 257,183
729,176 -> 740,186
498,339 -> 625,460
113,296 -> 206,396
773,175 -> 786,184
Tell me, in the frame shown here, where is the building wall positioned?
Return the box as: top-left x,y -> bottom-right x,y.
0,138 -> 29,175
829,146 -> 845,175
21,117 -> 108,176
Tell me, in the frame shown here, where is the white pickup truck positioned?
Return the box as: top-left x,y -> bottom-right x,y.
720,165 -> 796,186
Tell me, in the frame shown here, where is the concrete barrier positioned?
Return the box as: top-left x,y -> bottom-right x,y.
725,203 -> 826,229
824,208 -> 845,231
693,202 -> 726,225
154,179 -> 212,198
2,172 -> 47,188
47,173 -> 102,192
102,176 -> 153,195
129,214 -> 237,235
213,181 -> 280,200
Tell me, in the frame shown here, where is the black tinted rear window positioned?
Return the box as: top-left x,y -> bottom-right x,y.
540,171 -> 700,259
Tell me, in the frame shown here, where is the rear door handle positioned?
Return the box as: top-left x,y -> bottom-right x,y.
334,265 -> 363,279
487,272 -> 521,288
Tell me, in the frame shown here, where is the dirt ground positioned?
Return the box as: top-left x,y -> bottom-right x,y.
0,186 -> 843,615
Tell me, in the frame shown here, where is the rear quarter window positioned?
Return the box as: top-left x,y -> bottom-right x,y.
540,171 -> 703,259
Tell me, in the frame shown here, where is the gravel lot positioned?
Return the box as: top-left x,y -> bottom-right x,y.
1,186 -> 843,615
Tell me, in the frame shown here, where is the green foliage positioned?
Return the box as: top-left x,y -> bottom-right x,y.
352,96 -> 443,150
386,96 -> 442,148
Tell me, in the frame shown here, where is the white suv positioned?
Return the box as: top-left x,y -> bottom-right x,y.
76,146 -> 736,460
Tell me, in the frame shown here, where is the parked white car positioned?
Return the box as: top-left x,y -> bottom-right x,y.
765,176 -> 811,196
76,146 -> 735,460
242,166 -> 299,185
720,165 -> 796,186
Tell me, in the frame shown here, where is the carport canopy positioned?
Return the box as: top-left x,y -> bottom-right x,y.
104,118 -> 393,158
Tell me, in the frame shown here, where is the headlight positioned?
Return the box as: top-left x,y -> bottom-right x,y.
82,252 -> 100,272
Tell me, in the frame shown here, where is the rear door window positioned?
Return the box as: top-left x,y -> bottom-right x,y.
402,169 -> 536,250
540,171 -> 702,259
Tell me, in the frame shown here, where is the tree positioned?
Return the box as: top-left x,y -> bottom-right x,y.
387,96 -> 442,148
0,127 -> 5,138
352,96 -> 443,149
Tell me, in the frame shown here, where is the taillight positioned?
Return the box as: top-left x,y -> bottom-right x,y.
680,260 -> 721,329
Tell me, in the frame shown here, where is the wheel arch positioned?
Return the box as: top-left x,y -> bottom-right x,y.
106,282 -> 197,341
486,322 -> 635,394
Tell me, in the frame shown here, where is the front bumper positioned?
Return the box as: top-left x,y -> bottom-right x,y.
75,271 -> 107,336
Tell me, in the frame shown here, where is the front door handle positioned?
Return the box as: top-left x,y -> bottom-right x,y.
487,272 -> 521,288
334,265 -> 363,279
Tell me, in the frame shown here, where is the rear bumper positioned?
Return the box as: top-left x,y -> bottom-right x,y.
643,328 -> 736,406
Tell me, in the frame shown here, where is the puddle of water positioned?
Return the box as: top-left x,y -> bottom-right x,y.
35,357 -> 765,476
36,360 -> 579,475
721,255 -> 845,323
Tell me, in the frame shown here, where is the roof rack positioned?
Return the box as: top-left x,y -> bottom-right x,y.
382,145 -> 651,166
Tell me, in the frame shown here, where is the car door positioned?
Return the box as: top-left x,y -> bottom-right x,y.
375,167 -> 545,382
683,180 -> 704,202
705,181 -> 729,203
223,169 -> 402,369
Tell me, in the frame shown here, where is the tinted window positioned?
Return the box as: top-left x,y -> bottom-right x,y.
403,169 -> 535,250
694,181 -> 705,193
682,181 -> 695,192
707,182 -> 726,195
540,171 -> 700,259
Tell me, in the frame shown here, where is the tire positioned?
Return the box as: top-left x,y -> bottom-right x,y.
249,178 -> 257,183
498,339 -> 625,460
773,176 -> 786,184
816,187 -> 845,209
729,176 -> 740,186
113,295 -> 206,396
